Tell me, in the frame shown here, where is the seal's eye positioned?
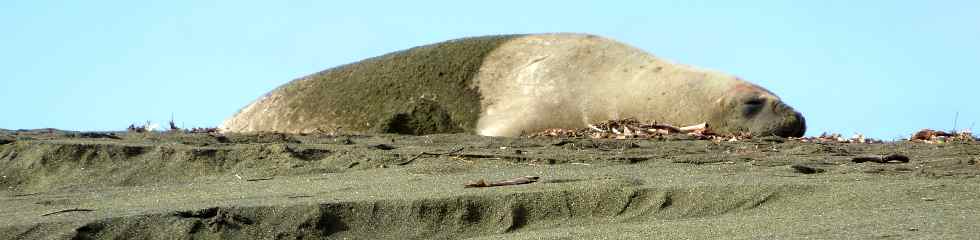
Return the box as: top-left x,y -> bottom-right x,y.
742,98 -> 765,116
744,99 -> 765,107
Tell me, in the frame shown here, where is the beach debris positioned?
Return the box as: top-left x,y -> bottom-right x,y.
41,208 -> 95,217
587,124 -> 605,132
246,177 -> 274,182
465,176 -> 540,188
168,118 -> 180,132
852,154 -> 911,164
398,147 -> 465,165
679,122 -> 708,133
189,127 -> 220,134
791,164 -> 826,174
126,124 -> 143,132
909,129 -> 976,143
127,121 -> 154,133
794,132 -> 882,143
370,144 -> 397,150
12,192 -> 40,197
525,118 -> 743,141
126,117 -> 219,134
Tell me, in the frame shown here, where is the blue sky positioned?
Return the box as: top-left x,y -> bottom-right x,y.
2,1 -> 977,139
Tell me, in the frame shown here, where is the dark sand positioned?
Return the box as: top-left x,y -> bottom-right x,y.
2,129 -> 979,239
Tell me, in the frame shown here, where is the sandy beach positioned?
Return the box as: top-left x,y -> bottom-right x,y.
2,129 -> 979,239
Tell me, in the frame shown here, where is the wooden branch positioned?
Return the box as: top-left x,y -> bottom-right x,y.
41,208 -> 95,217
465,176 -> 540,188
398,147 -> 465,166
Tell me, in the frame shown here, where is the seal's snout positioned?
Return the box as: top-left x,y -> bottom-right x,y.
780,111 -> 806,138
767,103 -> 806,137
751,101 -> 806,138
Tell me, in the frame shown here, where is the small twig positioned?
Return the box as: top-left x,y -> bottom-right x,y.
346,161 -> 360,168
952,112 -> 959,133
465,176 -> 540,188
41,208 -> 95,217
13,192 -> 40,197
398,147 -> 465,166
246,177 -> 274,182
287,195 -> 313,199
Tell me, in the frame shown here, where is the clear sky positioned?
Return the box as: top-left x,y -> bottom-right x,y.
2,1 -> 977,139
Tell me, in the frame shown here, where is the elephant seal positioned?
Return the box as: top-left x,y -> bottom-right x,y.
221,33 -> 805,137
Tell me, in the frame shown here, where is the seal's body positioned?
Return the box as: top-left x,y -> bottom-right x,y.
221,33 -> 805,137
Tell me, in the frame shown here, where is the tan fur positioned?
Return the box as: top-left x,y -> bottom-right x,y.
473,34 -> 796,136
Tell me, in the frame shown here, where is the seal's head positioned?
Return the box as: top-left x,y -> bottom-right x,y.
708,82 -> 806,137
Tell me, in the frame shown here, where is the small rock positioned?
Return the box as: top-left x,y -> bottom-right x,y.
882,154 -> 910,163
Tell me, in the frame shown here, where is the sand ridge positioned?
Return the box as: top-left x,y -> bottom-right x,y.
1,130 -> 979,239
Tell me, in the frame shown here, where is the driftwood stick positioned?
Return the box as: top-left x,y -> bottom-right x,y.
12,192 -> 40,197
398,147 -> 465,166
679,123 -> 708,133
246,177 -> 274,182
41,208 -> 95,217
465,176 -> 540,188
